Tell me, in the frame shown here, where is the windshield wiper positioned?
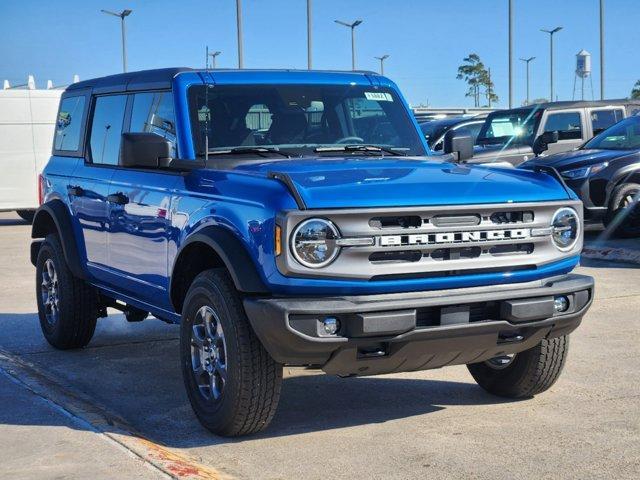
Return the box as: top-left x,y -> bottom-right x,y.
314,144 -> 406,156
206,147 -> 291,158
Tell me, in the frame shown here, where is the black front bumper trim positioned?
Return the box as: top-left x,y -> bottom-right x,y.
243,274 -> 594,376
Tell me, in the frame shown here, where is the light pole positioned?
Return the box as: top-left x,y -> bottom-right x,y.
101,9 -> 133,73
541,26 -> 562,102
334,19 -> 363,71
599,0 -> 605,99
508,0 -> 514,108
208,50 -> 221,69
307,0 -> 312,69
520,56 -> 536,105
236,0 -> 244,69
375,55 -> 389,75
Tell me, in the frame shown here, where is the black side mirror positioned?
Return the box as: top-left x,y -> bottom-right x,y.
532,130 -> 559,156
443,129 -> 474,162
120,132 -> 171,168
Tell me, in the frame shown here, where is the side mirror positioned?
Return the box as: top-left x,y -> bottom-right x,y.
532,130 -> 559,156
120,132 -> 171,168
443,129 -> 474,162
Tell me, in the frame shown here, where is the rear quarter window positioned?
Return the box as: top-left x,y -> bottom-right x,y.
53,96 -> 86,154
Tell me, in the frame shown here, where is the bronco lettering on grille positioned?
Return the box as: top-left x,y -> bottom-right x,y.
379,229 -> 531,247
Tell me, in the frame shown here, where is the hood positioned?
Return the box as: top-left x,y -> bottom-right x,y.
523,148 -> 632,171
232,157 -> 570,209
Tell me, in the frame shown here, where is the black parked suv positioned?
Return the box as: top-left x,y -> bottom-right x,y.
472,100 -> 640,166
523,114 -> 640,237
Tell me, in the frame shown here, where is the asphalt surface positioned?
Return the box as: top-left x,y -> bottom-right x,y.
0,211 -> 638,479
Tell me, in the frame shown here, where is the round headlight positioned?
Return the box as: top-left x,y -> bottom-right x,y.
291,218 -> 340,268
551,207 -> 580,251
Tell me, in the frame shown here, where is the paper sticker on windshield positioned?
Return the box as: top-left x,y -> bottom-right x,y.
365,91 -> 393,102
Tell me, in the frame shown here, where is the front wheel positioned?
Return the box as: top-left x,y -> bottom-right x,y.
604,183 -> 640,238
467,336 -> 569,398
180,269 -> 283,436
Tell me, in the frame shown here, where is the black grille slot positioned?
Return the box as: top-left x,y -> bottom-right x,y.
431,247 -> 482,261
489,243 -> 534,256
369,250 -> 423,263
490,211 -> 534,224
370,264 -> 536,281
369,215 -> 423,229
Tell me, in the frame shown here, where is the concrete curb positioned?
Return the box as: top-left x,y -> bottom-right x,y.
582,246 -> 640,266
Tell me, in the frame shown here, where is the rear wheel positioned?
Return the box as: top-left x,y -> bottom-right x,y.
467,336 -> 569,398
16,210 -> 35,223
604,183 -> 640,238
180,269 -> 282,436
35,234 -> 98,349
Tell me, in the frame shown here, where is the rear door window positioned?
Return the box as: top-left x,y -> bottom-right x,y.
590,108 -> 624,135
129,91 -> 177,157
543,111 -> 583,140
88,95 -> 127,165
54,96 -> 86,152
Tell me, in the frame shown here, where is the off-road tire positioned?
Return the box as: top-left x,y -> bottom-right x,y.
35,234 -> 98,349
180,268 -> 283,436
604,183 -> 640,238
467,335 -> 569,398
16,210 -> 35,223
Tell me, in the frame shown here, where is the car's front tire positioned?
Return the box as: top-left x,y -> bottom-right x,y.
467,335 -> 569,398
604,182 -> 640,238
180,268 -> 283,436
35,234 -> 98,349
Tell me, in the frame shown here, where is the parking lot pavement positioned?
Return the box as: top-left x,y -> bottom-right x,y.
0,211 -> 638,479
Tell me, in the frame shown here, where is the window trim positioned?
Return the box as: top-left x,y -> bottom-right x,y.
52,90 -> 91,158
540,109 -> 585,142
587,106 -> 625,138
84,92 -> 131,166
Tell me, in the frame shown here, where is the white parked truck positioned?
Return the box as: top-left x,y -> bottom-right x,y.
0,77 -> 65,222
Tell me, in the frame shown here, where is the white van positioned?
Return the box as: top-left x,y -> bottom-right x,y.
0,86 -> 62,221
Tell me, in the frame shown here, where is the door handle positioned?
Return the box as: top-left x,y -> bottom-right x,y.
67,186 -> 84,197
107,192 -> 129,205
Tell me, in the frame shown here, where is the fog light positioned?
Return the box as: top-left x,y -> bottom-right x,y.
553,296 -> 569,313
323,317 -> 340,335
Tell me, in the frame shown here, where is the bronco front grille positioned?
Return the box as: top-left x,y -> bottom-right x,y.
276,200 -> 583,281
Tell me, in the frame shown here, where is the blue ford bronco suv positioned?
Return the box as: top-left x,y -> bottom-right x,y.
31,68 -> 594,436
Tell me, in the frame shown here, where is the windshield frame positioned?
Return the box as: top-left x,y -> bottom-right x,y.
186,83 -> 428,159
582,115 -> 640,151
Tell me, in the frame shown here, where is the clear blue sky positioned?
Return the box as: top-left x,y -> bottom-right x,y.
1,0 -> 638,107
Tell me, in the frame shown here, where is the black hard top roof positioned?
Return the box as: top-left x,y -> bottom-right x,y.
65,67 -> 381,94
66,68 -> 193,93
495,99 -> 640,113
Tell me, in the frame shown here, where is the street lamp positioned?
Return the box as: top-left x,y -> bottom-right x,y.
236,0 -> 244,68
208,50 -> 222,69
599,0 -> 605,99
375,55 -> 390,75
541,26 -> 563,102
101,9 -> 133,73
334,19 -> 363,71
307,0 -> 313,69
520,57 -> 536,105
508,0 -> 514,108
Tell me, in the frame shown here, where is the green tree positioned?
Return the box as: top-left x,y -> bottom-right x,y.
631,80 -> 640,99
456,53 -> 498,107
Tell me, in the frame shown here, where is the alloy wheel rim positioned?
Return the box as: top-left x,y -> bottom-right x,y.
40,258 -> 59,326
485,354 -> 516,370
190,305 -> 227,401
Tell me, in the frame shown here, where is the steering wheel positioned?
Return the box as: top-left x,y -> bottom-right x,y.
335,136 -> 364,144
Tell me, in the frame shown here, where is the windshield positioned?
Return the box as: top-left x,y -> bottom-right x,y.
583,115 -> 640,151
477,108 -> 543,146
188,84 -> 427,157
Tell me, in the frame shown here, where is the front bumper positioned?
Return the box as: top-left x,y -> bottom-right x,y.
243,274 -> 594,377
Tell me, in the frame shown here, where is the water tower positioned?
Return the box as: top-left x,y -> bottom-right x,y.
573,49 -> 594,100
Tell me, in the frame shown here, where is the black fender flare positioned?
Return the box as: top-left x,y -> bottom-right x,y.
170,225 -> 269,298
31,200 -> 86,279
